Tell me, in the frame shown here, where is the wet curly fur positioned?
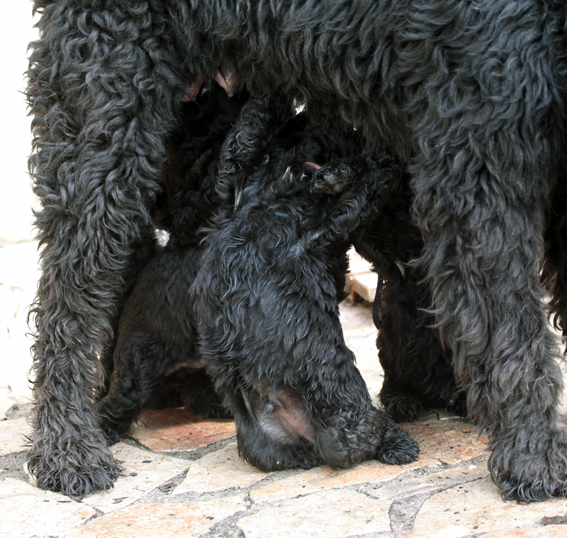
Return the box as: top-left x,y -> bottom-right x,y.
27,0 -> 567,501
193,99 -> 418,471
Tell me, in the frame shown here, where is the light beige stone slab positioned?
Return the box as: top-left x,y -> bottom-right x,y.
404,417 -> 489,465
239,489 -> 391,538
480,527 -> 567,537
250,455 -> 438,503
81,443 -> 189,513
338,295 -> 375,332
0,478 -> 95,538
370,460 -> 488,500
0,417 -> 31,455
128,407 -> 236,452
338,298 -> 382,396
345,249 -> 376,303
345,272 -> 377,303
409,477 -> 567,538
66,497 -> 246,538
174,442 -> 268,495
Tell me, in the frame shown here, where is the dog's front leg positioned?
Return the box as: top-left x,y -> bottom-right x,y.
412,97 -> 567,501
26,1 -> 185,497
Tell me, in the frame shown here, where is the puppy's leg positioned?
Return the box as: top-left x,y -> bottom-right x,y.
308,155 -> 398,242
378,267 -> 465,420
98,335 -> 174,445
304,348 -> 419,468
215,95 -> 294,205
27,3 -> 185,496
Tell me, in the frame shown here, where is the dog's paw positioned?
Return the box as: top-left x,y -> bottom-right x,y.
381,392 -> 425,423
309,162 -> 353,194
488,423 -> 567,502
490,430 -> 567,502
498,477 -> 567,503
375,418 -> 420,465
27,435 -> 121,498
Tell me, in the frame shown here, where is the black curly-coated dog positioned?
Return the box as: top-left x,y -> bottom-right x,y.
27,0 -> 567,501
352,173 -> 468,424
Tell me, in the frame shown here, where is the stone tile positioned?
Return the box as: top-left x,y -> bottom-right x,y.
338,296 -> 375,333
66,497 -> 247,538
81,443 -> 190,513
369,460 -> 489,501
339,298 -> 382,397
239,489 -> 391,538
250,456 -> 438,503
0,417 -> 31,455
409,477 -> 567,538
403,416 -> 489,465
345,271 -> 377,303
480,527 -> 567,537
0,478 -> 96,538
174,442 -> 268,495
128,408 -> 236,452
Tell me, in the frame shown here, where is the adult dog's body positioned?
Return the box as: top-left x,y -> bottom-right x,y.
28,0 -> 567,501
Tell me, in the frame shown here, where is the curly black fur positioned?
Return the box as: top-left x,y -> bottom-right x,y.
99,94 -> 419,469
192,100 -> 418,471
27,0 -> 567,501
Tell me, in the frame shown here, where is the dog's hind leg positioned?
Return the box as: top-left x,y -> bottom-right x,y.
27,2 -> 186,496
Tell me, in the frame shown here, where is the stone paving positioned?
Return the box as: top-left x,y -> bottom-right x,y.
2,241 -> 567,538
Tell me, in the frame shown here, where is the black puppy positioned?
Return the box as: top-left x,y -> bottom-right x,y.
191,99 -> 419,471
352,176 -> 467,422
99,94 -> 419,469
97,86 -> 246,442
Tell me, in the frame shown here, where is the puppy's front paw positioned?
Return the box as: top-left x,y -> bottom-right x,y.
309,162 -> 353,194
375,418 -> 420,465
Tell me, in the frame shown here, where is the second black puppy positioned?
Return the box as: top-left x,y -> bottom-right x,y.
193,99 -> 419,471
98,86 -> 246,442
